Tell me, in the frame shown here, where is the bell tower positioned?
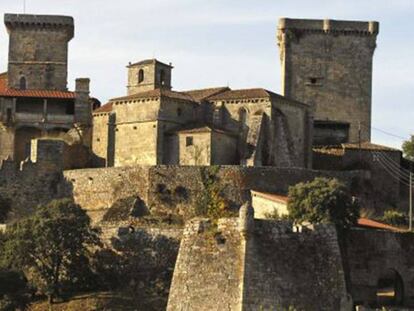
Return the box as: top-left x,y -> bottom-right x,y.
126,59 -> 173,95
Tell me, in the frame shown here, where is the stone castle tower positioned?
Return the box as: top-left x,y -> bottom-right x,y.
277,18 -> 379,144
4,14 -> 74,91
127,59 -> 173,95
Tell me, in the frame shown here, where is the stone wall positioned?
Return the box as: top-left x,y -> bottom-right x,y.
0,139 -> 67,221
167,218 -> 244,311
313,147 -> 402,212
277,18 -> 379,143
60,165 -> 365,223
344,228 -> 414,307
167,218 -> 348,310
62,166 -> 150,223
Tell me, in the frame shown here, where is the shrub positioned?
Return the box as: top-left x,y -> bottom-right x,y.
194,166 -> 232,221
287,177 -> 360,229
381,210 -> 407,227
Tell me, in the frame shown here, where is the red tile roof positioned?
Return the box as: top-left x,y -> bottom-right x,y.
0,72 -> 75,99
182,87 -> 230,101
110,88 -> 195,102
171,124 -> 234,136
0,88 -> 75,99
342,142 -> 400,152
93,102 -> 113,114
208,88 -> 280,101
357,218 -> 406,232
127,59 -> 173,68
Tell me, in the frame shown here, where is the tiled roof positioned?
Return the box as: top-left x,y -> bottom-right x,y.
0,88 -> 75,99
251,191 -> 289,203
342,142 -> 400,152
93,102 -> 113,114
182,87 -> 230,101
357,218 -> 406,232
0,72 -> 75,99
127,59 -> 173,68
314,142 -> 400,153
171,124 -> 233,135
208,88 -> 279,101
110,89 -> 195,102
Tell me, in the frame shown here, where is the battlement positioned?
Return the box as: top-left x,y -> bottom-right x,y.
4,13 -> 74,38
278,18 -> 379,35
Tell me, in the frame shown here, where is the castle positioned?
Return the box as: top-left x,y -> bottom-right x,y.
0,14 -> 380,170
1,12 -> 414,310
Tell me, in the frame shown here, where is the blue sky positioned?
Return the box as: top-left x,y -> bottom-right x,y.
0,0 -> 412,148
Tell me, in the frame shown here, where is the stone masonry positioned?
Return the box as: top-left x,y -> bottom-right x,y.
278,18 -> 379,144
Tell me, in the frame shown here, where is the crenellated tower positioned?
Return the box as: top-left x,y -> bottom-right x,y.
277,18 -> 379,144
4,13 -> 74,91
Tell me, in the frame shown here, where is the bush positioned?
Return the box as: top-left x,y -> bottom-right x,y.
194,166 -> 232,221
381,210 -> 407,227
287,177 -> 360,229
0,269 -> 31,310
0,196 -> 11,223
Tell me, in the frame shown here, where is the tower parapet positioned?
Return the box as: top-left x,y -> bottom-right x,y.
4,13 -> 74,91
278,18 -> 378,35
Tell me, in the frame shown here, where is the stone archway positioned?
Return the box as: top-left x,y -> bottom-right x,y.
376,269 -> 404,307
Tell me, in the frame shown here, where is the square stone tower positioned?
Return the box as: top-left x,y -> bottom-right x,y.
277,18 -> 379,144
127,59 -> 173,95
4,13 -> 74,91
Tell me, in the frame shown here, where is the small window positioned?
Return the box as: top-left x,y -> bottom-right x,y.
177,108 -> 182,116
6,108 -> 12,123
306,77 -> 323,86
138,69 -> 144,83
19,76 -> 27,90
186,136 -> 193,147
160,69 -> 166,85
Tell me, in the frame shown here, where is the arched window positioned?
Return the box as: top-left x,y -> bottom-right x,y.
138,69 -> 144,83
160,69 -> 165,85
239,107 -> 247,127
19,76 -> 27,90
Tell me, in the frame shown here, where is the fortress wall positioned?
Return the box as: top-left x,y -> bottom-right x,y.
0,160 -> 65,221
62,166 -> 150,223
167,219 -> 348,310
242,221 -> 347,310
147,166 -> 364,217
167,218 -> 244,311
344,229 -> 414,306
60,165 -> 365,223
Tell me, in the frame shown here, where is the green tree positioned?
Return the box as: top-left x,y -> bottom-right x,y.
0,196 -> 10,223
287,177 -> 360,229
0,269 -> 31,311
402,135 -> 414,161
195,166 -> 231,221
2,199 -> 101,303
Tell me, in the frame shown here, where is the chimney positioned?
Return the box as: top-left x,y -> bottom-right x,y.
75,78 -> 91,125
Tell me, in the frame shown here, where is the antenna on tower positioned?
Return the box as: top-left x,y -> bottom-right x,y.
23,0 -> 26,13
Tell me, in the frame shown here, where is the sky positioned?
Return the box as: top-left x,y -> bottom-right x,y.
0,0 -> 412,149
